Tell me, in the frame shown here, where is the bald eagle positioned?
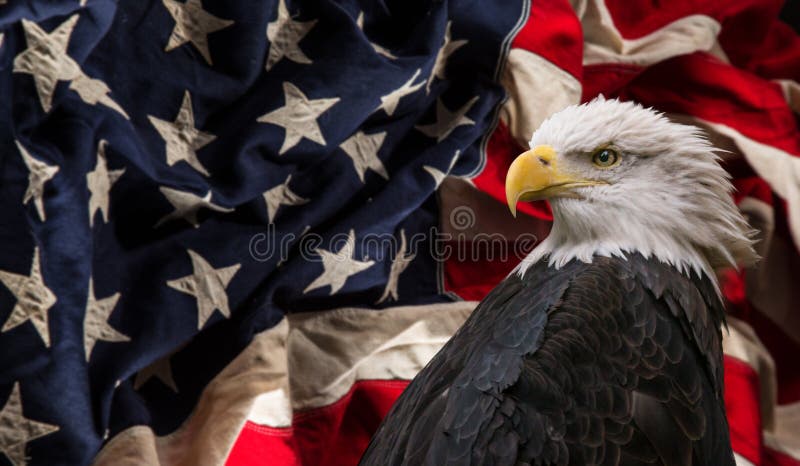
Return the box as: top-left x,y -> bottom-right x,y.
360,98 -> 757,466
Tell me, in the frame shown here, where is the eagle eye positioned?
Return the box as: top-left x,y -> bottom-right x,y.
592,148 -> 619,168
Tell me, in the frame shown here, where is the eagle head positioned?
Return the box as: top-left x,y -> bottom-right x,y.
506,97 -> 758,277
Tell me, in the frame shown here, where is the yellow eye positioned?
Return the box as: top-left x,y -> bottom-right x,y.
592,148 -> 619,168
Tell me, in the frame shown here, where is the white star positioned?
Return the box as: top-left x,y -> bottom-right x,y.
356,11 -> 396,59
258,82 -> 339,155
376,68 -> 424,116
87,140 -> 125,227
423,150 -> 460,187
0,248 -> 57,348
162,0 -> 234,65
263,174 -> 308,223
416,96 -> 478,142
167,249 -> 240,329
16,141 -> 58,222
265,0 -> 316,71
339,130 -> 388,183
13,16 -> 80,112
304,229 -> 375,295
13,15 -> 127,116
148,91 -> 215,176
155,187 -> 233,228
83,279 -> 129,362
69,73 -> 130,118
0,383 -> 59,466
134,357 -> 178,393
375,229 -> 416,304
426,21 -> 468,93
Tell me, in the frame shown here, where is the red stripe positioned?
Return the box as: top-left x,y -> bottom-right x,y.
738,19 -> 800,82
617,52 -> 800,156
511,0 -> 583,80
745,307 -> 800,405
602,0 -> 800,94
581,63 -> 643,103
725,355 -> 765,465
732,177 -> 775,206
764,446 -> 800,466
226,380 -> 408,466
226,359 -> 769,465
601,0 -> 783,45
443,242 -> 523,301
720,212 -> 800,405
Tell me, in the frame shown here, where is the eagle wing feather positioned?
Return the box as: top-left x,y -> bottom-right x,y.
359,255 -> 734,466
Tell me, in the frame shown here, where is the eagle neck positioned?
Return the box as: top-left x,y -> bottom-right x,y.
514,203 -> 719,293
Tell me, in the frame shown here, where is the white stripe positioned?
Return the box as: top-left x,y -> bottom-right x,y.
95,319 -> 291,466
765,402 -> 800,460
576,0 -> 726,66
95,302 -> 477,464
498,49 -> 582,147
285,301 -> 475,411
722,316 -> 778,429
93,425 -> 160,466
733,452 -> 756,466
249,388 -> 292,428
776,79 -> 800,114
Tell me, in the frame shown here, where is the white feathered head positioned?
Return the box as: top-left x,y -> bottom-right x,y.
506,97 -> 757,277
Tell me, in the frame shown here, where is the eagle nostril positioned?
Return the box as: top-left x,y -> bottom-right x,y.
538,156 -> 550,166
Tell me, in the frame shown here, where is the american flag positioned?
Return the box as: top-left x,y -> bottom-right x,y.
0,0 -> 798,465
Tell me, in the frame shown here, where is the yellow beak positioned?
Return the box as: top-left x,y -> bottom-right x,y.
505,145 -> 601,217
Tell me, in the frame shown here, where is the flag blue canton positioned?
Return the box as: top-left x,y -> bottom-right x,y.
0,0 -> 525,464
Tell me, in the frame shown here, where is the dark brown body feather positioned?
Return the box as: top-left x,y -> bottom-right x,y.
359,254 -> 735,466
